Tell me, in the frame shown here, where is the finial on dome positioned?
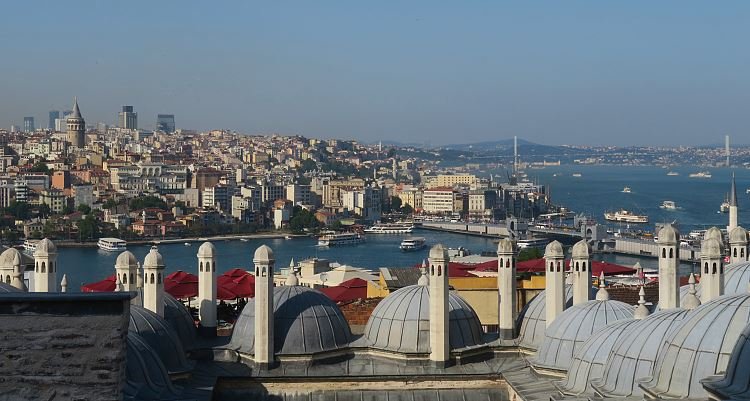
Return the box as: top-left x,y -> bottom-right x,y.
633,286 -> 650,319
60,274 -> 68,293
595,271 -> 610,301
418,268 -> 429,286
289,258 -> 295,268
422,259 -> 428,269
286,271 -> 299,286
683,273 -> 702,310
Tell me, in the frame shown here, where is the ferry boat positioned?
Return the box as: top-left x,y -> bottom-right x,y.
22,240 -> 39,253
400,237 -> 426,252
660,200 -> 678,210
572,173 -> 582,177
604,209 -> 649,223
621,187 -> 632,193
516,238 -> 549,250
667,171 -> 679,176
689,171 -> 712,178
97,238 -> 127,251
720,200 -> 730,213
364,223 -> 414,234
317,232 -> 365,247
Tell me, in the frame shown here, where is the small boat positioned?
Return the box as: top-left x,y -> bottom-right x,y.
622,187 -> 632,193
604,209 -> 649,223
184,242 -> 191,246
317,231 -> 365,247
720,200 -> 730,213
400,237 -> 426,252
285,235 -> 293,240
516,238 -> 549,250
572,173 -> 582,177
667,171 -> 679,176
240,238 -> 249,242
660,201 -> 678,210
97,238 -> 127,251
689,171 -> 712,178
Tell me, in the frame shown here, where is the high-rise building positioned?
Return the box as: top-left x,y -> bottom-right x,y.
23,117 -> 34,132
48,111 -> 59,130
66,98 -> 86,148
156,114 -> 175,133
118,106 -> 137,129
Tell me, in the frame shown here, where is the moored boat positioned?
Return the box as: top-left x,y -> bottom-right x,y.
317,231 -> 365,247
689,171 -> 712,178
97,238 -> 127,251
660,200 -> 678,210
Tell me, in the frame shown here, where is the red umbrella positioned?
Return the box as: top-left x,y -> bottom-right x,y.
217,285 -> 239,301
81,274 -> 116,292
223,268 -> 249,278
320,278 -> 368,303
166,270 -> 198,284
217,269 -> 255,299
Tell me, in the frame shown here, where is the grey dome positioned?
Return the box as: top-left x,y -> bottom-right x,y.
532,299 -> 634,372
657,224 -> 678,245
657,261 -> 750,310
0,248 -> 22,267
497,238 -> 515,254
571,240 -> 590,259
363,285 -> 484,354
517,285 -> 595,350
143,246 -> 164,267
0,282 -> 21,292
729,226 -> 748,244
545,240 -> 564,258
558,318 -> 639,396
705,226 -> 723,243
591,308 -> 689,397
197,241 -> 216,258
129,305 -> 192,375
164,294 -> 197,351
125,332 -> 180,400
702,238 -> 723,258
116,250 -> 138,267
702,322 -> 750,400
33,238 -> 56,256
231,285 -> 352,356
640,293 -> 750,399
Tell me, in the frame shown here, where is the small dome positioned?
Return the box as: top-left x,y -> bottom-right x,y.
558,318 -> 639,396
363,285 -> 484,354
729,226 -> 748,245
33,238 -> 56,256
0,248 -> 23,267
125,332 -> 180,400
230,285 -> 352,356
705,226 -> 723,243
497,238 -> 515,254
545,240 -> 564,258
532,299 -> 634,372
701,238 -> 723,258
143,246 -> 164,268
164,294 -> 197,351
129,305 -> 192,375
702,322 -> 750,400
657,224 -> 678,245
592,309 -> 690,397
517,285 -> 595,350
640,293 -> 750,399
197,242 -> 216,258
253,244 -> 274,262
115,250 -> 138,267
571,240 -> 590,259
429,244 -> 448,260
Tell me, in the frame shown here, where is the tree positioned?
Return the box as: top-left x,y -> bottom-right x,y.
300,159 -> 318,172
518,247 -> 543,262
77,204 -> 92,215
29,162 -> 50,174
289,206 -> 321,233
103,199 -> 118,209
129,196 -> 167,211
4,201 -> 30,220
390,196 -> 402,211
62,205 -> 75,215
400,204 -> 414,215
78,214 -> 99,240
38,204 -> 51,219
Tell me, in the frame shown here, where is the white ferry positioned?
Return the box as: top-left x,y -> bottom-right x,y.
572,173 -> 582,177
364,223 -> 414,234
516,238 -> 549,250
660,200 -> 678,210
667,171 -> 679,176
317,232 -> 365,247
621,187 -> 632,193
22,240 -> 39,253
400,237 -> 426,252
604,209 -> 649,224
689,171 -> 712,178
97,238 -> 127,251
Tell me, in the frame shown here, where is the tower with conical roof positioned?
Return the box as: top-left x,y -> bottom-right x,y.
33,238 -> 57,292
730,226 -> 748,264
657,224 -> 680,310
496,238 -> 516,339
66,97 -> 85,148
729,173 -> 739,233
197,242 -> 217,336
571,240 -> 592,305
544,240 -> 566,326
142,246 -> 165,317
428,244 -> 450,367
254,244 -> 275,368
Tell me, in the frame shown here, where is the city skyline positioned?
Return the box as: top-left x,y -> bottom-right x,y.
2,2 -> 750,146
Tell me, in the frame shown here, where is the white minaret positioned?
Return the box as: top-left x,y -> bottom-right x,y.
657,224 -> 680,310
115,251 -> 139,292
33,238 -> 57,292
729,172 -> 739,233
544,240 -> 566,327
730,226 -> 749,264
142,246 -> 165,317
254,245 -> 275,368
0,248 -> 25,291
570,240 -> 592,305
428,244 -> 450,366
197,242 -> 217,336
497,238 -> 517,339
700,236 -> 724,303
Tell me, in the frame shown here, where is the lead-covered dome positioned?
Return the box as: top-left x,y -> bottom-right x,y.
363,284 -> 484,354
33,238 -> 56,256
532,298 -> 634,372
0,282 -> 20,292
702,321 -> 750,400
558,318 -> 639,395
129,305 -> 192,375
230,285 -> 352,356
517,285 -> 595,350
125,332 -> 180,400
640,293 -> 750,398
591,308 -> 690,397
163,294 -> 197,351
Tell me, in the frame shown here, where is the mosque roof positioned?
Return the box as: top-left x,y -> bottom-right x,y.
129,305 -> 192,375
0,282 -> 20,292
163,294 -> 197,351
516,285 -> 595,350
125,332 -> 181,400
702,320 -> 750,400
363,284 -> 484,354
70,97 -> 82,119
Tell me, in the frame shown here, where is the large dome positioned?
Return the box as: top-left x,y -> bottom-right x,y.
363,284 -> 484,354
532,298 -> 634,372
230,285 -> 352,356
640,293 -> 750,398
702,321 -> 750,400
591,308 -> 690,397
164,294 -> 196,351
125,332 -> 180,400
516,285 -> 595,350
558,318 -> 639,395
129,305 -> 192,375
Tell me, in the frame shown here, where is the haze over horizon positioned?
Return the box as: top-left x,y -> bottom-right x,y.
2,1 -> 749,147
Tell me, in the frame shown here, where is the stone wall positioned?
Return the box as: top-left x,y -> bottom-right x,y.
0,293 -> 132,401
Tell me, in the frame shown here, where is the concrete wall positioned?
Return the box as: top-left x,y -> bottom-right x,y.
615,238 -> 699,261
0,293 -> 132,400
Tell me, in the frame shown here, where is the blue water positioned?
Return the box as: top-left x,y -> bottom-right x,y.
58,165 -> 747,290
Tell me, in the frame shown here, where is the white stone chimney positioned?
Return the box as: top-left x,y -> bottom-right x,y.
570,240 -> 592,305
544,240 -> 566,327
254,245 -> 275,367
197,242 -> 217,336
33,238 -> 57,292
496,238 -> 517,339
657,224 -> 680,310
142,246 -> 165,317
428,244 -> 450,366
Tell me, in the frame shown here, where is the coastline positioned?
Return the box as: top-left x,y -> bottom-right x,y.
31,232 -> 305,248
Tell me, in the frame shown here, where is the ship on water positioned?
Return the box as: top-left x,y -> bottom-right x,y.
689,171 -> 712,178
604,209 -> 649,223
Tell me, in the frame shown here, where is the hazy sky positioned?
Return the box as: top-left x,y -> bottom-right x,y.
2,1 -> 749,146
